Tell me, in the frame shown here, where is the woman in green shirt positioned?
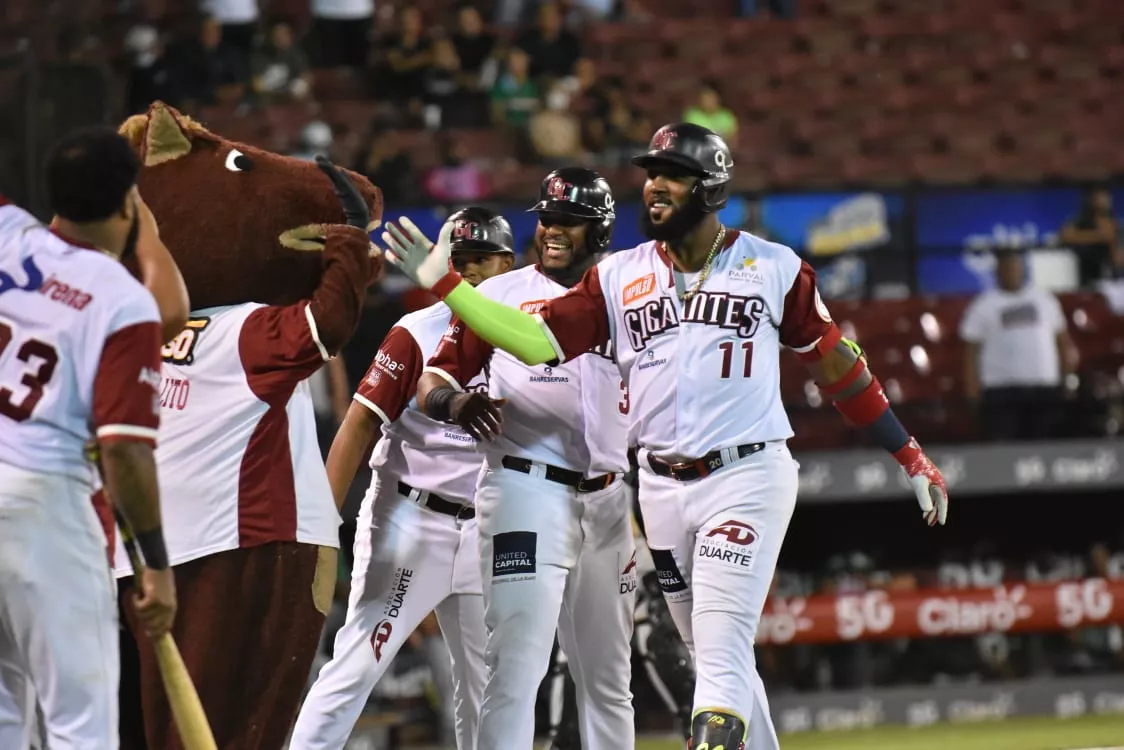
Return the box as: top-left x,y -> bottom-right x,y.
682,81 -> 738,147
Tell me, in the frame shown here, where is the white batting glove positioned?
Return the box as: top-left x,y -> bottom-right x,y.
380,217 -> 455,291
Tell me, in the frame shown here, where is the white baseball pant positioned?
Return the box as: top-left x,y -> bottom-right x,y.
0,463 -> 119,750
638,442 -> 799,750
291,472 -> 487,750
474,461 -> 636,750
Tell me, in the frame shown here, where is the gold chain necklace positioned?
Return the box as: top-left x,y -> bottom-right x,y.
673,225 -> 726,302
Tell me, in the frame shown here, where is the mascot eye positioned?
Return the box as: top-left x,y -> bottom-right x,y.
224,149 -> 253,172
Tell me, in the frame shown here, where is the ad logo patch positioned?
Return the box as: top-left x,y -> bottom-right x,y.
619,550 -> 638,595
492,531 -> 537,582
161,317 -> 211,365
649,548 -> 688,596
699,519 -> 759,569
370,620 -> 393,661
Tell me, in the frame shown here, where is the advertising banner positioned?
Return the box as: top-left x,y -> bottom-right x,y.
795,438 -> 1124,502
757,578 -> 1124,645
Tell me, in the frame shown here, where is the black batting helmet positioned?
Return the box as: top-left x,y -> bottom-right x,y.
528,167 -> 616,252
631,123 -> 733,213
447,206 -> 515,255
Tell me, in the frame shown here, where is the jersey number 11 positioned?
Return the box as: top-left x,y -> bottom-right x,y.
717,341 -> 753,379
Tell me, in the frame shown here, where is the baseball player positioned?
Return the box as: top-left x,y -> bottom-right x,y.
413,168 -> 636,750
544,481 -> 695,749
0,127 -> 176,749
380,122 -> 950,750
291,207 -> 516,749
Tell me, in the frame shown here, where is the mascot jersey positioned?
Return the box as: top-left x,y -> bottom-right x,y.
112,300 -> 339,575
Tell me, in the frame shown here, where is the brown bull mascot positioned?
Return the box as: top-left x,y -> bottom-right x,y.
108,101 -> 383,750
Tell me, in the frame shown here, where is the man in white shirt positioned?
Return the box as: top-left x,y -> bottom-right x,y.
960,248 -> 1077,440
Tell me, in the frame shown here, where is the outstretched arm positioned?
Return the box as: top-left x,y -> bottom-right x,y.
781,261 -> 949,526
380,218 -> 611,365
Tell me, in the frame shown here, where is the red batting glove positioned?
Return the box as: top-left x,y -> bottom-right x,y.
893,438 -> 949,527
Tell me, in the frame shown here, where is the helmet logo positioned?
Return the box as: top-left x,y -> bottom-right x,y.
603,192 -> 615,212
713,150 -> 731,172
452,220 -> 482,241
651,127 -> 676,151
546,176 -> 574,200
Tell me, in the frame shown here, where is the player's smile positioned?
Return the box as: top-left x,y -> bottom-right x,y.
536,213 -> 586,269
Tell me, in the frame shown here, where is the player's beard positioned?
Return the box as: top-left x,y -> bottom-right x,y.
640,200 -> 706,246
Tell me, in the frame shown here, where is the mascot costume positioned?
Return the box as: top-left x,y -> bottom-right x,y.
109,101 -> 383,750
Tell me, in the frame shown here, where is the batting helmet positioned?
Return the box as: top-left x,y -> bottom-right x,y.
447,206 -> 515,255
528,167 -> 616,253
631,123 -> 733,213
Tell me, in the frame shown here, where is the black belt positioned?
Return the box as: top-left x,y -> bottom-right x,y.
398,481 -> 475,520
646,442 -> 767,482
501,456 -> 616,493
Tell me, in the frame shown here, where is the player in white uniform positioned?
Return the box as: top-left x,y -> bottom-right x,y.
291,207 -> 516,749
0,127 -> 176,749
380,123 -> 951,750
415,168 -> 636,750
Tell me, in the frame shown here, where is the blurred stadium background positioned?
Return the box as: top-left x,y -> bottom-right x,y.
6,0 -> 1124,747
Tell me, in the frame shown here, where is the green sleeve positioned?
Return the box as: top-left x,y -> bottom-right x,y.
444,281 -> 560,365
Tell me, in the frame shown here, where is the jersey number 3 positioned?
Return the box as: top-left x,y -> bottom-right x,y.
718,341 -> 753,379
0,320 -> 60,422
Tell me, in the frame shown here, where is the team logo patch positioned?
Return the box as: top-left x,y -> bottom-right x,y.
161,317 -> 211,365
699,519 -> 759,569
492,531 -> 537,582
619,550 -> 638,595
649,548 -> 688,596
546,176 -> 574,201
651,126 -> 676,151
622,273 -> 657,305
814,288 -> 832,323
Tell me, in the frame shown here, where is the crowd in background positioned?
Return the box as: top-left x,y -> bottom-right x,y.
112,0 -> 766,204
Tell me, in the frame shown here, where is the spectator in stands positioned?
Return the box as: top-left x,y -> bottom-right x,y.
515,1 -> 582,82
380,6 -> 434,103
567,0 -> 616,23
739,0 -> 796,18
450,4 -> 497,88
251,20 -> 311,103
186,16 -> 248,106
589,82 -> 647,166
310,0 -> 375,68
201,0 -> 259,62
615,0 -> 654,22
491,46 -> 541,128
420,38 -> 466,128
1060,186 -> 1120,287
682,81 -> 739,148
124,25 -> 183,115
423,133 -> 491,202
289,120 -> 335,162
529,81 -> 585,167
960,249 -> 1077,441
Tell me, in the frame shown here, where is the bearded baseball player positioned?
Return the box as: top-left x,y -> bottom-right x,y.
0,128 -> 177,748
413,168 -> 637,750
379,123 -> 950,750
290,207 -> 515,749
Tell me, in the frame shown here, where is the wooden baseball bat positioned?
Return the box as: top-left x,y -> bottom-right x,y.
86,440 -> 217,750
112,504 -> 218,750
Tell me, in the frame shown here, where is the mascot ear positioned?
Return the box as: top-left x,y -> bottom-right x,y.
118,101 -> 192,167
